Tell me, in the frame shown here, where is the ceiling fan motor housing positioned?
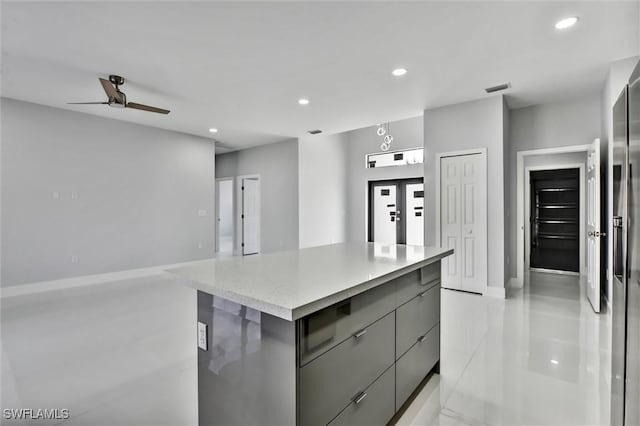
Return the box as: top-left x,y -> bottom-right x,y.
109,75 -> 125,86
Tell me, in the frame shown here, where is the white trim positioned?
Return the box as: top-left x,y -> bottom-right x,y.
435,148 -> 488,294
524,162 -> 586,276
215,176 -> 235,254
0,258 -> 215,299
516,144 -> 591,284
483,286 -> 506,298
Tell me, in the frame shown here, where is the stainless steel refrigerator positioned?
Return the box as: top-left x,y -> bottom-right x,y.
611,59 -> 640,426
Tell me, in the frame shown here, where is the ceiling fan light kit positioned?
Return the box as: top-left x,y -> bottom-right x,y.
68,75 -> 170,114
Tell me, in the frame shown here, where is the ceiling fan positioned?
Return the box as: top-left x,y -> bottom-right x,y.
68,75 -> 170,114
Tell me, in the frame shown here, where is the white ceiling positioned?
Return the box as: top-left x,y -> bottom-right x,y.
2,1 -> 638,151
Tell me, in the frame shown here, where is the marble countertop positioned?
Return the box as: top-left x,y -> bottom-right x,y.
167,243 -> 453,321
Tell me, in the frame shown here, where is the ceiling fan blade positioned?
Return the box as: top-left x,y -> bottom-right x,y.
126,102 -> 170,114
99,78 -> 121,101
67,101 -> 109,105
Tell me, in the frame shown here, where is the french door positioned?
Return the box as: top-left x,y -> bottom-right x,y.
368,178 -> 424,245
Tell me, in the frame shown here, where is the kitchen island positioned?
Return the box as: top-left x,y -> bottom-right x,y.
168,242 -> 453,426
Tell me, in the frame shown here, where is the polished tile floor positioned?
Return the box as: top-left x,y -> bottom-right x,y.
1,271 -> 610,425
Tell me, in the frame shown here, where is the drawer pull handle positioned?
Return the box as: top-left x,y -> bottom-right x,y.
353,329 -> 368,339
353,392 -> 368,405
419,290 -> 428,297
417,334 -> 427,343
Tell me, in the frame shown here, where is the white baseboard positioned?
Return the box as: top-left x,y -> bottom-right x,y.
0,258 -> 215,299
483,285 -> 506,299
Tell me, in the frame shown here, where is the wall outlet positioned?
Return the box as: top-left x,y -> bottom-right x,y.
70,255 -> 79,264
198,209 -> 207,217
52,191 -> 60,200
197,322 -> 208,351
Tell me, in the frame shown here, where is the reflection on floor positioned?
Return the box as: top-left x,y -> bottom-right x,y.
1,271 -> 610,425
398,271 -> 610,426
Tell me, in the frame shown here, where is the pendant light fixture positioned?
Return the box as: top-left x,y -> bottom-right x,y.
376,123 -> 394,151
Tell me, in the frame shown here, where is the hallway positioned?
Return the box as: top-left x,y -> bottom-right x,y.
1,272 -> 611,425
399,272 -> 611,425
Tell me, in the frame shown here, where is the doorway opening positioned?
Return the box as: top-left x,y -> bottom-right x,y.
215,178 -> 234,254
529,168 -> 580,273
368,178 -> 424,245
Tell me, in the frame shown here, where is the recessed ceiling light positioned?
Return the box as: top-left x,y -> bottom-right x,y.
392,68 -> 408,77
550,359 -> 560,365
555,16 -> 578,30
298,98 -> 310,105
209,128 -> 218,133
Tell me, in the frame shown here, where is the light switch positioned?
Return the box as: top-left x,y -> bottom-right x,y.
52,191 -> 60,199
71,191 -> 78,200
198,210 -> 207,217
70,255 -> 79,264
197,322 -> 208,351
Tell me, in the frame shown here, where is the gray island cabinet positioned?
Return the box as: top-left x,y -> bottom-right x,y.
168,243 -> 453,426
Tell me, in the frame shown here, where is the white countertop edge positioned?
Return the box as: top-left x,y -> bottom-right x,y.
290,249 -> 453,320
168,248 -> 453,321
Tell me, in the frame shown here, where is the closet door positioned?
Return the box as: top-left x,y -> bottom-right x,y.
441,157 -> 462,290
459,154 -> 487,294
440,153 -> 487,293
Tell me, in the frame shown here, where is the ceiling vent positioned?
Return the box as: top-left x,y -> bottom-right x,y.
307,129 -> 323,135
485,82 -> 511,94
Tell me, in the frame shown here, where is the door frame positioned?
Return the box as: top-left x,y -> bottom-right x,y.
516,144 -> 591,286
524,163 -> 586,276
435,148 -> 488,294
367,177 -> 423,244
215,177 -> 235,253
235,174 -> 261,256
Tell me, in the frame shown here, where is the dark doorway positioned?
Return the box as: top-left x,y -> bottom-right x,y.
529,168 -> 580,272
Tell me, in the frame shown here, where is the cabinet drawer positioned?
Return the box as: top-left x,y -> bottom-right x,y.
396,263 -> 441,307
299,281 -> 396,366
327,365 -> 395,426
396,284 -> 440,358
396,324 -> 440,410
299,312 -> 395,426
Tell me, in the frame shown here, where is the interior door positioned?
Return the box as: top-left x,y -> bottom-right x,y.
441,157 -> 462,290
405,183 -> 424,246
459,154 -> 487,293
371,184 -> 398,244
586,138 -> 602,313
440,153 -> 487,293
242,178 -> 260,255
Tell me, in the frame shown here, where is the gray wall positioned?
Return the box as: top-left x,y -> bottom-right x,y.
423,96 -> 506,289
345,116 -> 424,243
298,133 -> 348,248
508,94 -> 602,279
215,139 -> 299,253
1,98 -> 216,287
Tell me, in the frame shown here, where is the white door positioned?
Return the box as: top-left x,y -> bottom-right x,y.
440,153 -> 487,293
242,178 -> 260,255
405,183 -> 424,246
586,138 -> 601,313
372,184 -> 397,244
